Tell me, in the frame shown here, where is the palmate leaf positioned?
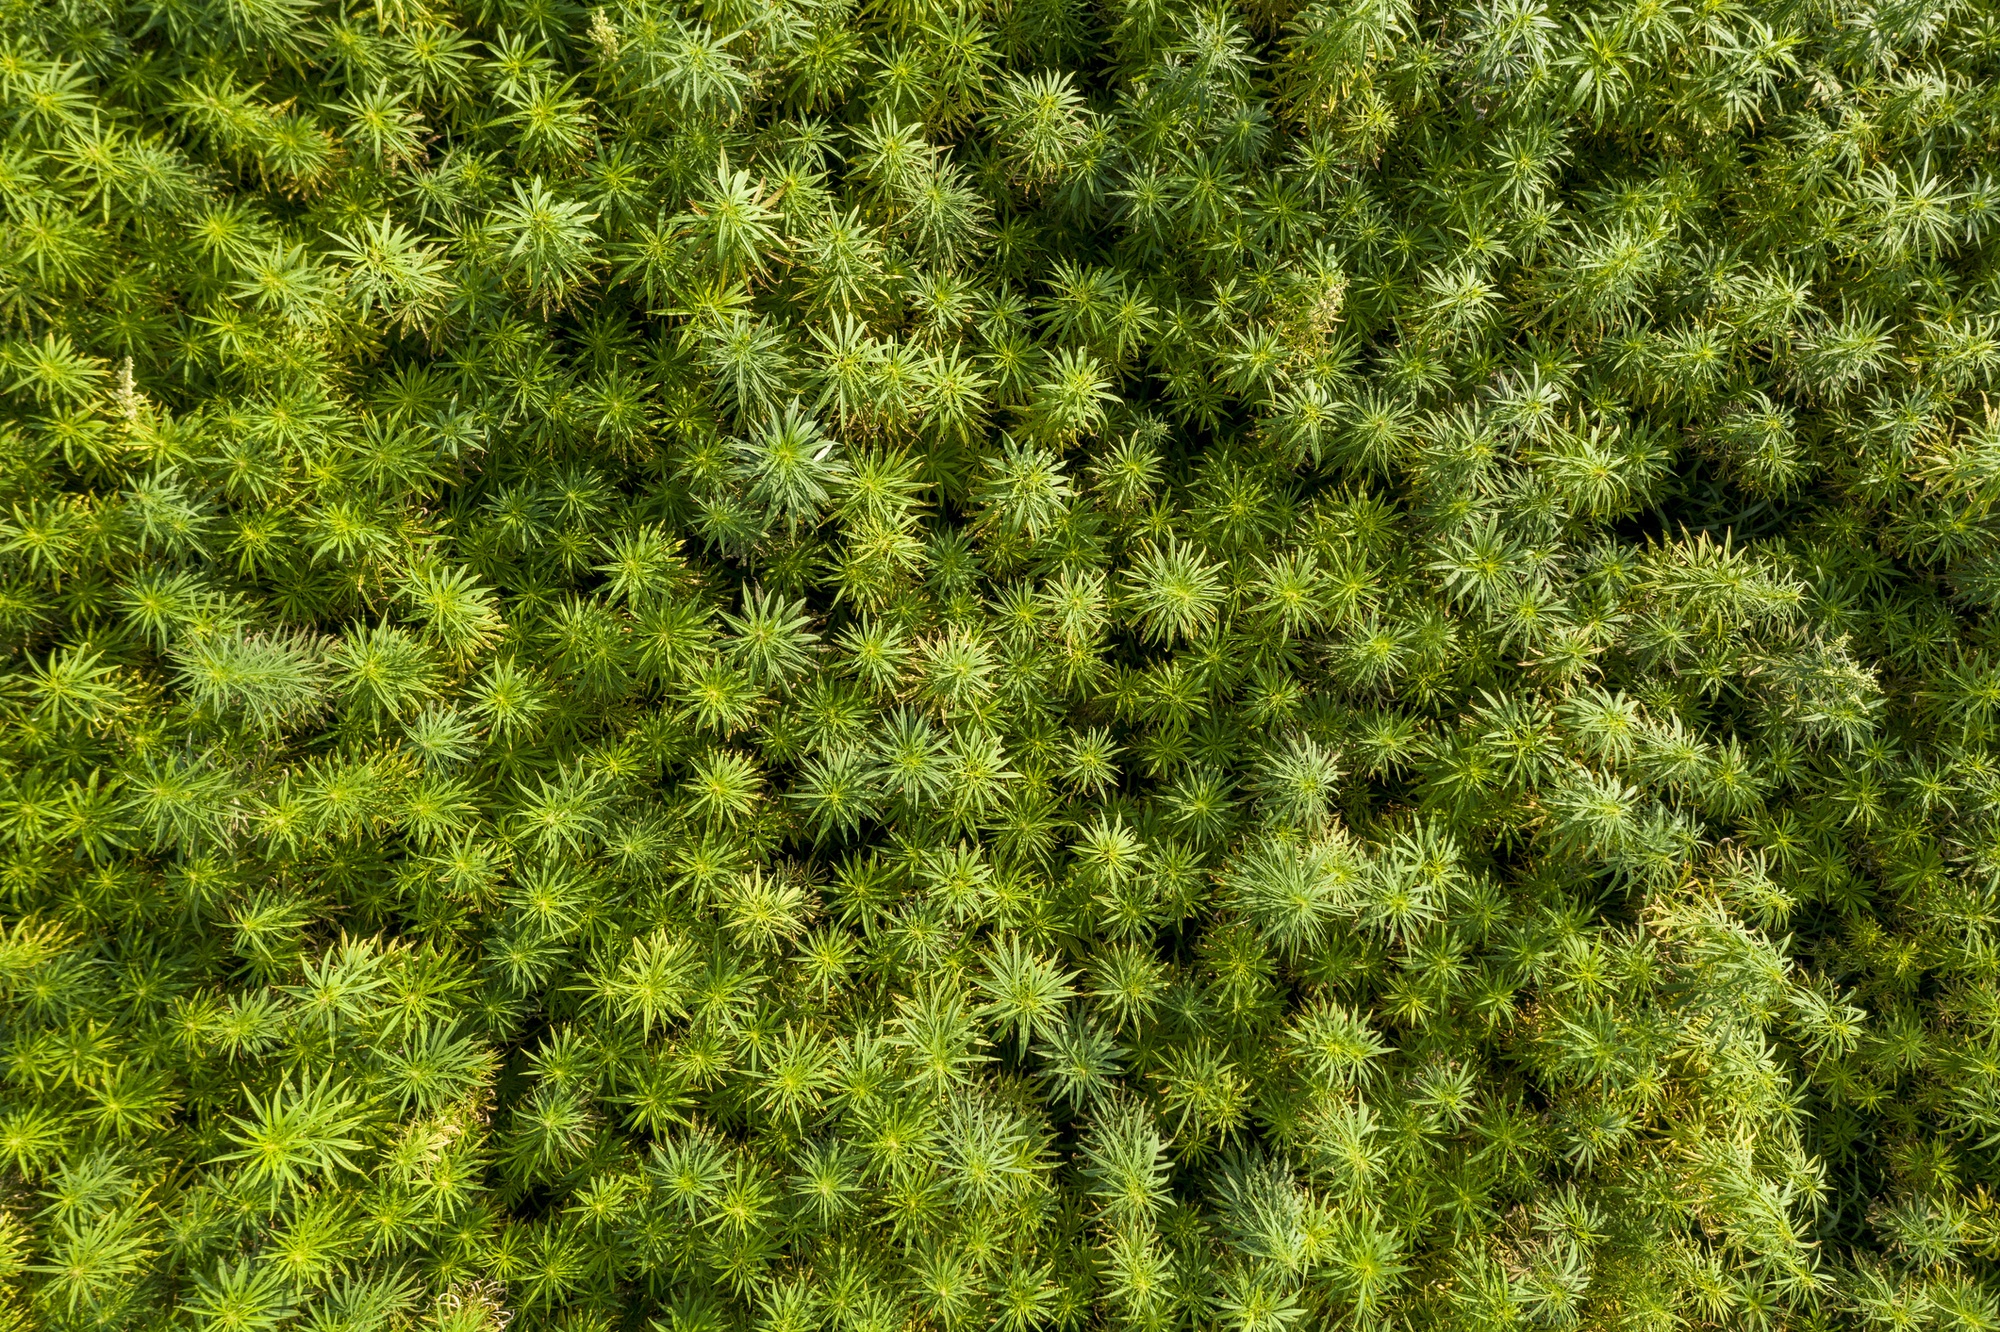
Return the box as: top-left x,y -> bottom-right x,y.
184,1258 -> 295,1332
212,1073 -> 369,1198
27,1206 -> 153,1320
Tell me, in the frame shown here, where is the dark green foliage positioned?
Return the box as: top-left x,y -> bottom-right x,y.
2,0 -> 2000,1327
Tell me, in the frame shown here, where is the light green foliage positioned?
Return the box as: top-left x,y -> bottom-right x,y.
1,0 -> 1999,1327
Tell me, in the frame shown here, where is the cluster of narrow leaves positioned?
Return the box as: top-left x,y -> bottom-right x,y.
6,0 -> 2000,1324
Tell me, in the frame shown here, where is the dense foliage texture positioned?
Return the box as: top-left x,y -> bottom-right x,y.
4,0 -> 2000,1327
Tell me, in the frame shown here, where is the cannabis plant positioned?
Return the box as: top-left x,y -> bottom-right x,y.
1,0 -> 1998,1328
